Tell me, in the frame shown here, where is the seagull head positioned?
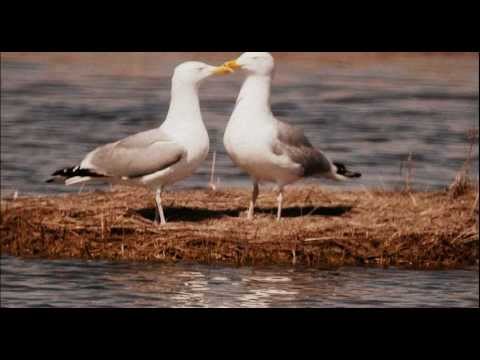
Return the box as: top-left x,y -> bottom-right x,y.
172,61 -> 234,86
223,52 -> 275,76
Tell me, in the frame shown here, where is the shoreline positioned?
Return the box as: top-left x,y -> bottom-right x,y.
1,186 -> 478,270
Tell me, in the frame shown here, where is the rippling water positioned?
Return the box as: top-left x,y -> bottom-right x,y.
1,53 -> 478,196
1,256 -> 478,308
1,53 -> 478,308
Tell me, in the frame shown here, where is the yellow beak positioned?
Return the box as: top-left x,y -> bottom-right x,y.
224,59 -> 241,71
213,65 -> 235,75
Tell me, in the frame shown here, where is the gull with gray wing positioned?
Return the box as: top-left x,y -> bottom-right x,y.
47,61 -> 233,225
223,52 -> 361,221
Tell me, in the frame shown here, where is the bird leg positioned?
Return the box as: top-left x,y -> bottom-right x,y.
154,188 -> 166,225
247,181 -> 259,220
276,188 -> 284,221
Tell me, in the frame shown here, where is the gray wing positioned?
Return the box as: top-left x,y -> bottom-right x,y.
272,121 -> 332,177
86,128 -> 186,178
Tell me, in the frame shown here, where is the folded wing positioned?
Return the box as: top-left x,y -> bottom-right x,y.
273,120 -> 332,177
85,128 -> 186,179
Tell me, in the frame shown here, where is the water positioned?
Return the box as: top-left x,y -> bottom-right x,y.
1,53 -> 478,196
1,256 -> 477,308
1,53 -> 478,307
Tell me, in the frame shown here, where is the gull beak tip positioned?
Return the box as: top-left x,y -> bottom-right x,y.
213,65 -> 235,75
224,60 -> 241,71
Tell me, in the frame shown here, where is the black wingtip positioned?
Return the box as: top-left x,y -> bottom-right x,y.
346,171 -> 362,179
49,166 -> 106,181
46,179 -> 54,183
333,162 -> 362,179
52,167 -> 72,177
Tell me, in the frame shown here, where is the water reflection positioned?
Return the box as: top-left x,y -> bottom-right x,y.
1,256 -> 478,308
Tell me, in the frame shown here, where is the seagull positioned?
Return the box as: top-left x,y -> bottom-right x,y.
222,52 -> 361,221
47,61 -> 233,225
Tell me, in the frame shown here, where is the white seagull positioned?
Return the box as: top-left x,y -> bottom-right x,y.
223,52 -> 361,221
47,61 -> 233,225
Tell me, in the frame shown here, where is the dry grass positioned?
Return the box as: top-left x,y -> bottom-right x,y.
1,185 -> 478,269
449,129 -> 479,198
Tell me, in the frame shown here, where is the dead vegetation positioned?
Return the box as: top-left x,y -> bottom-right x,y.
449,129 -> 479,198
1,185 -> 478,269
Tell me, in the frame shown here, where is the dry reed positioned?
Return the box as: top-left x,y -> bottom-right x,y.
1,185 -> 478,269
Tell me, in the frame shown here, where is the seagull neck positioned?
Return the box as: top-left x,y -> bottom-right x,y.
163,81 -> 203,128
235,74 -> 273,115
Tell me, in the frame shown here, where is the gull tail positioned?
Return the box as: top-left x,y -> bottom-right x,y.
332,162 -> 362,181
46,166 -> 106,186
